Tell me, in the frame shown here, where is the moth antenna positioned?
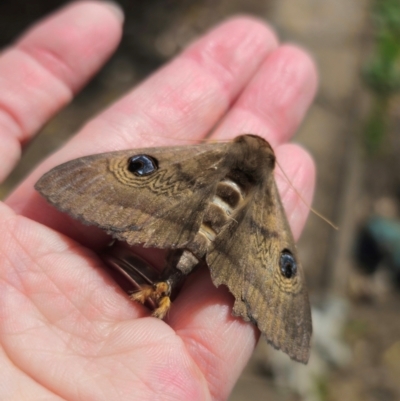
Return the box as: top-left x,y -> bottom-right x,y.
276,160 -> 339,230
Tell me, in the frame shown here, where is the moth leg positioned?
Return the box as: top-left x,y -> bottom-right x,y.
131,249 -> 201,318
130,285 -> 154,304
152,296 -> 171,319
151,249 -> 201,317
130,281 -> 174,317
130,281 -> 170,305
136,274 -> 181,318
151,264 -> 192,317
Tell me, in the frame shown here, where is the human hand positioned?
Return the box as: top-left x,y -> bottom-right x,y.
0,2 -> 317,400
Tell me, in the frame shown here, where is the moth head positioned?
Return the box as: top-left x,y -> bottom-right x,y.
279,250 -> 297,279
128,155 -> 158,176
230,135 -> 276,183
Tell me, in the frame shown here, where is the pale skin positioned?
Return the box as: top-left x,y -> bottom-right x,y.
0,2 -> 318,400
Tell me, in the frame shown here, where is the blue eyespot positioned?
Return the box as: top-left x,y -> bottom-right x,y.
279,251 -> 297,279
128,155 -> 158,176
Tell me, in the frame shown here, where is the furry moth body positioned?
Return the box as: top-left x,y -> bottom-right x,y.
35,134 -> 312,363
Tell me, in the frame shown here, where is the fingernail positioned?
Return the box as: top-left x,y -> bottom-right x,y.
102,1 -> 124,22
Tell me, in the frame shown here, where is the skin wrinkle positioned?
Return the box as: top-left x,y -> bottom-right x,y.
16,44 -> 76,96
176,322 -> 236,399
111,373 -> 151,401
0,98 -> 26,145
0,108 -> 27,149
1,216 -> 112,344
216,108 -> 281,148
1,280 -> 86,356
13,325 -> 126,401
180,27 -> 275,110
154,349 -> 207,401
2,220 -> 48,294
145,68 -> 225,131
185,46 -> 236,96
39,353 -> 98,401
286,187 -> 311,235
133,108 -> 182,144
73,320 -> 204,400
93,324 -> 173,359
48,280 -> 121,344
0,348 -> 68,401
184,19 -> 277,97
155,358 -> 205,401
225,49 -> 316,147
0,2 -> 122,186
177,334 -> 220,400
157,67 -> 211,116
0,108 -> 21,139
273,48 -> 316,135
14,3 -> 123,93
274,148 -> 314,236
0,325 -> 71,401
77,354 -> 137,399
0,49 -> 72,142
216,325 -> 256,400
96,63 -> 226,150
0,139 -> 20,183
100,330 -> 210,401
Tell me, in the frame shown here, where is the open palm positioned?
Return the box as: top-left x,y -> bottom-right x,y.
0,2 -> 317,400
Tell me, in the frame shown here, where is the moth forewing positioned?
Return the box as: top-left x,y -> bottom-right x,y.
35,134 -> 312,363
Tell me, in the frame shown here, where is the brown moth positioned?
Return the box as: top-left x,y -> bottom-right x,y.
35,134 -> 312,363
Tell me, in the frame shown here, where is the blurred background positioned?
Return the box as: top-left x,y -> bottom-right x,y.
1,1 -> 400,400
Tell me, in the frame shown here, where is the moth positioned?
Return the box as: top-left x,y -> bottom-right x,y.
35,134 -> 312,363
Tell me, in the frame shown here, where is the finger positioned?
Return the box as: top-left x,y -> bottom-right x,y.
169,144 -> 315,398
7,17 -> 279,246
212,45 -> 318,147
208,43 -> 317,256
0,1 -> 123,182
274,143 -> 315,239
